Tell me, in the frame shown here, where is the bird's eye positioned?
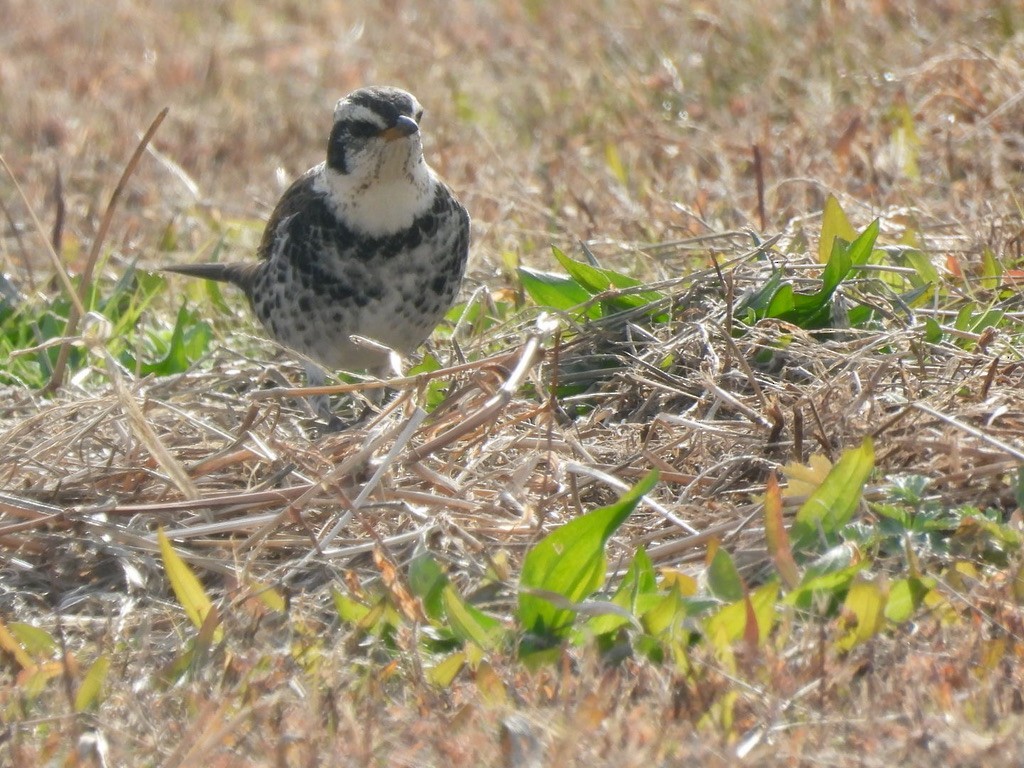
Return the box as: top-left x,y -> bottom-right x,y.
348,120 -> 379,138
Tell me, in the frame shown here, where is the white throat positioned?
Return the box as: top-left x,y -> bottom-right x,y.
315,156 -> 436,237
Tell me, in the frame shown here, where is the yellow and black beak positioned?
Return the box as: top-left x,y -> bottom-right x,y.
380,114 -> 419,142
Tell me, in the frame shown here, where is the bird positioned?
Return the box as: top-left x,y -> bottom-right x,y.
164,86 -> 470,427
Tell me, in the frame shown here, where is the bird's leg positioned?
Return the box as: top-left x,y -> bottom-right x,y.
302,362 -> 346,430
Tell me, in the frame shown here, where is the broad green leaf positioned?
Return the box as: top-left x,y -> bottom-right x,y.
884,577 -> 932,623
818,194 -> 857,264
74,655 -> 110,713
408,551 -> 448,622
8,623 -> 56,655
442,586 -> 504,650
815,233 -> 854,302
251,581 -> 286,613
643,589 -> 687,637
474,661 -> 509,706
835,579 -> 885,650
551,248 -> 665,307
135,304 -> 213,376
426,651 -> 466,687
517,266 -> 599,316
519,471 -> 659,639
792,438 -> 875,550
786,547 -> 866,612
705,582 -> 779,647
903,249 -> 939,287
844,219 -> 880,268
332,589 -> 370,624
980,247 -> 1002,290
0,619 -> 36,670
735,269 -> 784,315
765,283 -> 796,317
158,528 -> 222,642
954,303 -> 975,332
706,545 -> 744,603
590,547 -> 658,636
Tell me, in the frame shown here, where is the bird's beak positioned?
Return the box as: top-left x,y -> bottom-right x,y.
380,115 -> 419,142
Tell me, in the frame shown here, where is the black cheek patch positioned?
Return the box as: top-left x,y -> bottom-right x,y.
326,123 -> 348,174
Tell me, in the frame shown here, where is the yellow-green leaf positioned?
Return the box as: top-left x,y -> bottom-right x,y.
792,437 -> 875,549
442,586 -> 504,651
0,618 -> 36,671
818,194 -> 857,264
8,622 -> 56,656
158,528 -> 222,642
707,545 -> 744,603
884,577 -> 931,623
474,661 -> 509,706
74,655 -> 110,713
835,579 -> 885,650
426,651 -> 466,687
332,589 -> 370,624
605,142 -> 628,186
980,246 -> 1002,290
252,581 -> 286,613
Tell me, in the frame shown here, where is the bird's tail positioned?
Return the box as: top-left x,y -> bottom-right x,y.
162,262 -> 259,291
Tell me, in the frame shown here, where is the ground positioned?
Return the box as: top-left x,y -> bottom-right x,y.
2,1 -> 1024,765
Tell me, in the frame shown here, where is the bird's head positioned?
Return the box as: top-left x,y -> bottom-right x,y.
326,86 -> 426,184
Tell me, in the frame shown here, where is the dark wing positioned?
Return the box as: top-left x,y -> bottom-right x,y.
256,166 -> 330,263
162,167 -> 327,292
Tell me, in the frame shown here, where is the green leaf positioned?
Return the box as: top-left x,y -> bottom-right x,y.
442,586 -> 504,650
158,528 -> 223,642
903,249 -> 939,287
605,142 -> 629,186
705,582 -> 779,646
707,546 -> 744,603
426,651 -> 466,687
843,219 -> 880,268
643,589 -> 687,637
835,579 -> 886,650
136,304 -> 213,376
980,247 -> 1002,290
818,194 -> 857,264
7,623 -> 56,655
884,577 -> 933,623
792,438 -> 875,550
550,248 -> 664,305
408,551 -> 448,622
785,546 -> 866,612
735,269 -> 784,316
74,655 -> 110,713
332,589 -> 370,624
590,547 -> 658,636
519,471 -> 659,640
923,318 -> 943,344
517,266 -> 600,316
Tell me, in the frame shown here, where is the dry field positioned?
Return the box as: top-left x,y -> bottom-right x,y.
3,0 -> 1024,765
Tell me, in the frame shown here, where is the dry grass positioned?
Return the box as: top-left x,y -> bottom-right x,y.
3,0 -> 1024,764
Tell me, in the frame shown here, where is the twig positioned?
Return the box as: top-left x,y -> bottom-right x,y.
405,314 -> 557,462
43,107 -> 169,394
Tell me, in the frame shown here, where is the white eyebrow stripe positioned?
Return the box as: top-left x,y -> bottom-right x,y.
334,102 -> 388,126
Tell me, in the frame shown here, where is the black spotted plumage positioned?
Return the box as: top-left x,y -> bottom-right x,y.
163,86 -> 470,422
